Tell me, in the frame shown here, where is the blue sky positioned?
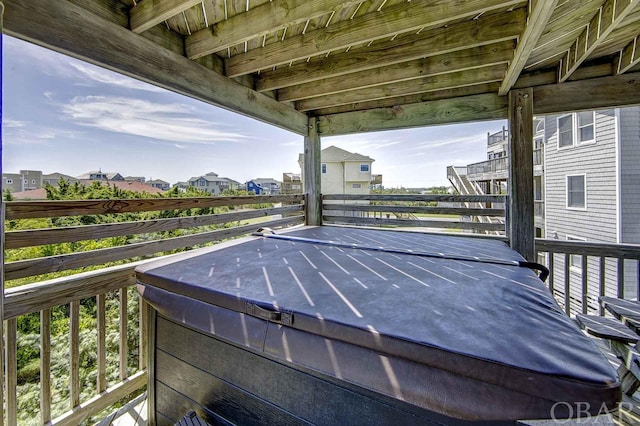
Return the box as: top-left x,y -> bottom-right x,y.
2,35 -> 506,188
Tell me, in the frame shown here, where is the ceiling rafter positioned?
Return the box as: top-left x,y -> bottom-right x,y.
130,0 -> 203,33
499,0 -> 559,95
558,0 -> 638,82
256,9 -> 526,92
616,34 -> 640,73
310,82 -> 503,117
186,0 -> 363,59
317,93 -> 509,136
225,0 -> 523,77
296,65 -> 509,111
278,41 -> 515,102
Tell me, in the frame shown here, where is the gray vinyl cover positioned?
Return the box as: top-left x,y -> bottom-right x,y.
136,226 -> 620,421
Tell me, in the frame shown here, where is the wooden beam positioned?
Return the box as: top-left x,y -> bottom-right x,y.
304,118 -> 322,226
499,0 -> 559,95
558,0 -> 638,82
226,0 -> 523,77
296,65 -> 508,111
616,35 -> 640,73
533,71 -> 640,114
3,0 -> 309,135
278,41 -> 515,102
130,0 -> 202,33
186,0 -> 362,59
257,8 -> 524,91
311,83 -> 501,116
508,88 -> 535,262
317,93 -> 509,136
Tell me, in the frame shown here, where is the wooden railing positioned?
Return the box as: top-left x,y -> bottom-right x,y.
535,239 -> 640,317
322,194 -> 507,234
465,149 -> 543,177
2,195 -> 304,425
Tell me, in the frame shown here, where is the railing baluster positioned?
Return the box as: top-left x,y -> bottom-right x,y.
41,309 -> 52,424
581,255 -> 588,314
7,318 -> 18,426
120,287 -> 128,381
618,258 -> 625,299
70,300 -> 80,408
97,293 -> 106,393
140,298 -> 148,371
599,257 -> 606,316
564,254 -> 571,315
548,252 -> 554,294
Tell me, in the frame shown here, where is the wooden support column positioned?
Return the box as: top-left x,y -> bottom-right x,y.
508,88 -> 535,262
304,118 -> 322,226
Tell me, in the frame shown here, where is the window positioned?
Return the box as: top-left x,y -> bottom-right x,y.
558,115 -> 573,148
31,179 -> 36,184
557,112 -> 595,148
566,175 -> 586,209
352,183 -> 361,189
360,164 -> 369,172
6,179 -> 13,184
567,235 -> 586,273
321,163 -> 327,174
577,111 -> 594,143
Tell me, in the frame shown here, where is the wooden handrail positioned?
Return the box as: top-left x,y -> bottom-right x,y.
3,196 -> 307,425
5,194 -> 304,220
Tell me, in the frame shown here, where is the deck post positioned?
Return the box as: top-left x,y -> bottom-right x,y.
508,88 -> 535,262
304,117 -> 322,225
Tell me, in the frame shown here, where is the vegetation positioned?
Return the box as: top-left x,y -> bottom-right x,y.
6,179 -> 274,424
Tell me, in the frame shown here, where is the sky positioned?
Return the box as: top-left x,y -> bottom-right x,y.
2,35 -> 507,188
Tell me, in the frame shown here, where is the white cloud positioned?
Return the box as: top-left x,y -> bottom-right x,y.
68,62 -> 164,92
2,121 -> 82,145
3,119 -> 27,128
62,96 -> 250,144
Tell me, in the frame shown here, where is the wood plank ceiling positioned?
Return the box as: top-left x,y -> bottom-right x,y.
5,0 -> 640,135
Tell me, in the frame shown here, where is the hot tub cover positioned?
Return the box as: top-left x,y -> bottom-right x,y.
136,226 -> 620,421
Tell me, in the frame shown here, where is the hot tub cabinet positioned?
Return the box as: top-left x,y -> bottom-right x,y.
136,226 -> 620,425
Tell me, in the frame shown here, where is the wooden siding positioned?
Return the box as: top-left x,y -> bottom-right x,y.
543,108 -> 632,305
619,107 -> 640,243
618,106 -> 640,298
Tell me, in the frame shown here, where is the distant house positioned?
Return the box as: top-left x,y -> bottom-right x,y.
124,176 -> 146,183
248,178 -> 281,195
77,170 -> 124,181
147,179 -> 170,191
173,181 -> 190,193
246,180 -> 264,195
2,170 -> 43,193
42,172 -> 79,186
188,172 -> 239,195
298,146 -> 374,198
282,173 -> 302,194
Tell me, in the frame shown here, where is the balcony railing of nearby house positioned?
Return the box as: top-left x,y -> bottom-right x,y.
466,149 -> 543,177
487,128 -> 508,145
2,195 -> 304,426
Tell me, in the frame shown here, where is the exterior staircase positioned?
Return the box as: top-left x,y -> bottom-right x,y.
446,166 -> 505,235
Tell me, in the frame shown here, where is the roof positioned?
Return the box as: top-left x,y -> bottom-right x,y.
79,180 -> 164,194
10,188 -> 47,200
42,172 -> 78,181
147,179 -> 169,185
4,1 -> 640,137
320,146 -> 374,163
